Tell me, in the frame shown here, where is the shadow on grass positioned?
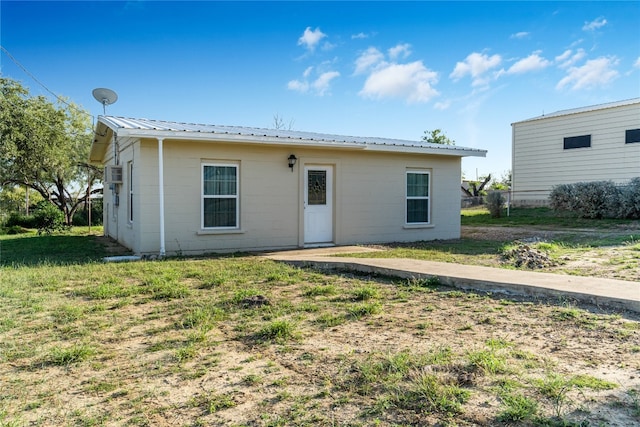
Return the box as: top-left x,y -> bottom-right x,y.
0,233 -> 127,267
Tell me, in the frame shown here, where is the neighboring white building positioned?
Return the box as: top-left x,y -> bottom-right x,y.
89,116 -> 486,256
511,98 -> 640,206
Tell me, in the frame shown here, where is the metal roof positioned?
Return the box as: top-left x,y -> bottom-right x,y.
513,98 -> 640,124
94,116 -> 486,157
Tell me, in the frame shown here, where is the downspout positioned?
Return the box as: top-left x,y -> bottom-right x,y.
158,138 -> 166,257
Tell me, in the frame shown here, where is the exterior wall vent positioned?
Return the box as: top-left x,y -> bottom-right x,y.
105,165 -> 123,184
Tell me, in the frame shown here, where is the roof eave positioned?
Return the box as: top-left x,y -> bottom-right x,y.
362,144 -> 487,157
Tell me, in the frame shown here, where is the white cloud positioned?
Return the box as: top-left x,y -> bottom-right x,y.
359,61 -> 439,103
507,51 -> 551,74
582,17 -> 607,32
354,47 -> 385,75
555,48 -> 586,69
298,27 -> 327,51
556,56 -> 619,90
450,52 -> 502,86
510,31 -> 530,39
434,100 -> 451,110
351,32 -> 369,40
288,69 -> 340,96
388,43 -> 411,60
312,71 -> 340,95
287,79 -> 309,93
555,50 -> 571,62
321,41 -> 336,51
634,57 -> 640,69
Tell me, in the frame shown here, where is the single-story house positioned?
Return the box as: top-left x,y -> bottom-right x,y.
89,116 -> 487,256
511,98 -> 640,206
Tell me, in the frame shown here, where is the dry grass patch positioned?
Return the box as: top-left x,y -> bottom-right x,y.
1,254 -> 639,426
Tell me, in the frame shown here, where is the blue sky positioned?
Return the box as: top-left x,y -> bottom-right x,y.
2,1 -> 639,179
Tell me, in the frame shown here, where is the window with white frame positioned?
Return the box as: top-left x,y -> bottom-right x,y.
128,161 -> 134,223
406,170 -> 430,224
202,163 -> 239,229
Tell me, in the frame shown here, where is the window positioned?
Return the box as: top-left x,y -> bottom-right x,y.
307,170 -> 327,205
406,171 -> 430,224
202,164 -> 239,229
563,135 -> 591,149
128,161 -> 134,223
626,129 -> 640,144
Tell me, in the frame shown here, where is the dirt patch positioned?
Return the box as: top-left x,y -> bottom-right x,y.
1,257 -> 639,427
461,225 -> 640,282
461,225 -> 564,242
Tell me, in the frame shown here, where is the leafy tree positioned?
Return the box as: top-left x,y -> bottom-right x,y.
422,129 -> 455,145
0,185 -> 44,217
0,77 -> 101,225
489,170 -> 512,191
462,174 -> 492,197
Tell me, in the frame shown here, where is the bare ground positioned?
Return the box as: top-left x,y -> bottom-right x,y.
461,225 -> 640,282
1,227 -> 639,426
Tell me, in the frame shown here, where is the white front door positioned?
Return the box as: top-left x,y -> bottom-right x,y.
304,166 -> 333,244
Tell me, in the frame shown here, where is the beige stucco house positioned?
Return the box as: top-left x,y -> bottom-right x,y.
89,116 -> 486,256
511,98 -> 640,206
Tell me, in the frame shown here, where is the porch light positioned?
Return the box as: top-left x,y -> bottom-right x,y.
288,154 -> 297,172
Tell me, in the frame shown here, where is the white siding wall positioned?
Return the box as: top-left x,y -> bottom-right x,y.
111,138 -> 463,255
101,136 -> 139,251
512,102 -> 640,205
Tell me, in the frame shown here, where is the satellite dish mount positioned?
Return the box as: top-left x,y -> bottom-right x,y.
92,88 -> 118,115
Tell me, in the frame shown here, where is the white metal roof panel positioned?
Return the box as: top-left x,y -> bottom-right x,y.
97,116 -> 487,157
513,98 -> 640,124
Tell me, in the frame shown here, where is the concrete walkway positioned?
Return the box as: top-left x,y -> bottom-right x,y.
262,246 -> 640,314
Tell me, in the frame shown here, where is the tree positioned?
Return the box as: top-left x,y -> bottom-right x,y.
0,77 -> 101,225
489,170 -> 512,191
461,174 -> 492,198
422,129 -> 455,145
0,185 -> 44,215
273,113 -> 295,130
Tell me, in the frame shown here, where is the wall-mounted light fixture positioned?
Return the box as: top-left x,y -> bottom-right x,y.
288,154 -> 297,172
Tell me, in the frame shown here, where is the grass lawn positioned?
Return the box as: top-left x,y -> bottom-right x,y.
460,206 -> 637,229
339,207 -> 640,281
0,228 -> 639,426
0,227 -> 113,266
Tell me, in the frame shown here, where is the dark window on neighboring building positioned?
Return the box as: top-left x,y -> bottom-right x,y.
626,129 -> 640,144
563,135 -> 591,149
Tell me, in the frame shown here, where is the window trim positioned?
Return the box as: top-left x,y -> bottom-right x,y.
201,162 -> 240,230
625,128 -> 640,144
563,134 -> 591,150
405,170 -> 431,225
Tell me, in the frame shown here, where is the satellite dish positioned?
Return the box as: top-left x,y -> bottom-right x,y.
92,88 -> 118,115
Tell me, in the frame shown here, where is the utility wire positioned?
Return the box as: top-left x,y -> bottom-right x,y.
0,45 -> 96,121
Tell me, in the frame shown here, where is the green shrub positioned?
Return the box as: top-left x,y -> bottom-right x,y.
620,177 -> 640,219
5,225 -> 30,235
72,199 -> 103,226
33,202 -> 66,234
486,191 -> 506,218
549,179 -> 639,219
6,212 -> 38,229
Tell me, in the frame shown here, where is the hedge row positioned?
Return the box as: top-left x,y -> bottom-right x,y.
549,178 -> 640,219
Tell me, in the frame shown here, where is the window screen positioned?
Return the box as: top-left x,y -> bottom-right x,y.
406,171 -> 430,224
563,135 -> 591,149
626,129 -> 640,144
202,165 -> 238,228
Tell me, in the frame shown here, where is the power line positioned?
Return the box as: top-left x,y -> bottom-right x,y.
0,45 -> 96,121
